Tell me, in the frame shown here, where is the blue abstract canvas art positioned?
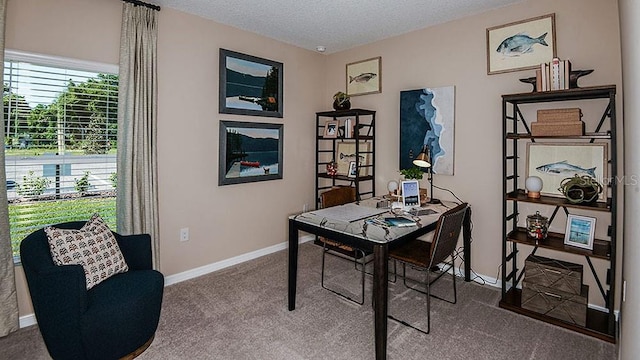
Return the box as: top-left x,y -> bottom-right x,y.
400,86 -> 455,175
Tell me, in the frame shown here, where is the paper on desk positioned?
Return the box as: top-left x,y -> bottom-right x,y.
308,203 -> 389,223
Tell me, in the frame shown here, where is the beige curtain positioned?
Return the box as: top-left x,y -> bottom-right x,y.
117,3 -> 160,269
0,0 -> 19,337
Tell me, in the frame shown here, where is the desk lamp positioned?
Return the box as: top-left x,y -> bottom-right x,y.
413,144 -> 440,204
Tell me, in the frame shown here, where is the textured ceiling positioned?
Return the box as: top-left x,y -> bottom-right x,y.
153,0 -> 524,54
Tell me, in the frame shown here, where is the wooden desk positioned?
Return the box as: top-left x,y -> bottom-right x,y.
287,201 -> 472,360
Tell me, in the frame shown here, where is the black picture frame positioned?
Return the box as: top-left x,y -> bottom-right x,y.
219,120 -> 284,186
219,49 -> 283,118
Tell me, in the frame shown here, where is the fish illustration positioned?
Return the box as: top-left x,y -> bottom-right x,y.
536,160 -> 596,178
496,32 -> 548,56
349,72 -> 377,83
339,152 -> 364,161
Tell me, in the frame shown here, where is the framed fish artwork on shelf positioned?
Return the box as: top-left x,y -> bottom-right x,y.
346,56 -> 381,96
486,13 -> 556,75
526,142 -> 607,200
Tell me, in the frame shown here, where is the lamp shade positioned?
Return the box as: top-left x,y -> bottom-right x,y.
412,145 -> 431,168
525,176 -> 543,198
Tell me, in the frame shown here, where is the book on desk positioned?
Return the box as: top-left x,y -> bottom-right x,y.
383,216 -> 417,227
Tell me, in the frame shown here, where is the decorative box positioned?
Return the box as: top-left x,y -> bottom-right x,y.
521,283 -> 588,327
524,254 -> 583,295
537,108 -> 582,122
531,121 -> 584,136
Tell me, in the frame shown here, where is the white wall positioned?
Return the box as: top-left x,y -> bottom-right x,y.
618,0 -> 640,358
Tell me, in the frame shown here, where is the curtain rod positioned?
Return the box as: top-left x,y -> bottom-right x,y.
122,0 -> 161,11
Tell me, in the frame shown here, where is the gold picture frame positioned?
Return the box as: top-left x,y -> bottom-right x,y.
346,57 -> 381,96
336,142 -> 371,176
486,13 -> 556,75
323,120 -> 338,138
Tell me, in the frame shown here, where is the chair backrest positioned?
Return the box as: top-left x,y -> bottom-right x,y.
428,203 -> 468,268
320,186 -> 356,208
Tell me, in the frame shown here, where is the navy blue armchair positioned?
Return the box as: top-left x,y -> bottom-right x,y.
20,221 -> 164,360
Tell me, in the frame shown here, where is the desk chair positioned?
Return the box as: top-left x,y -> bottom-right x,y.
388,202 -> 468,334
319,186 -> 368,305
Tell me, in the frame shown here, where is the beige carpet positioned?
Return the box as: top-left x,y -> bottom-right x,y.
0,242 -> 617,359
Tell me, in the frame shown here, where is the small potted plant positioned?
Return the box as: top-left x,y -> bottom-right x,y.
332,91 -> 351,111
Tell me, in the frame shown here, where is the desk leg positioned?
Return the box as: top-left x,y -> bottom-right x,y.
288,219 -> 298,311
373,243 -> 388,360
463,207 -> 472,282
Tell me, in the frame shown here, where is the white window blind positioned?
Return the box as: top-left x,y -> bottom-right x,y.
3,51 -> 119,260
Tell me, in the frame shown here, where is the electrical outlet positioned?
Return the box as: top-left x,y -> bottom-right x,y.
623,280 -> 627,302
180,227 -> 189,242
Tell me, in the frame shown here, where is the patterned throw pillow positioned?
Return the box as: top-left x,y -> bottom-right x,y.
45,214 -> 129,289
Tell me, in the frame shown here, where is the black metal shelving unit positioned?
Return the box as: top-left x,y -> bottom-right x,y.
500,85 -> 618,343
315,109 -> 375,209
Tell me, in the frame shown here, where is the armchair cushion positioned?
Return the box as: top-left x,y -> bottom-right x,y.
45,213 -> 128,289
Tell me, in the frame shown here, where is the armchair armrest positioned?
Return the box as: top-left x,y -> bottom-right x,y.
25,264 -> 88,358
114,233 -> 153,270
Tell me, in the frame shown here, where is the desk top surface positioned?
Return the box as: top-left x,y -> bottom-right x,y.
290,197 -> 459,244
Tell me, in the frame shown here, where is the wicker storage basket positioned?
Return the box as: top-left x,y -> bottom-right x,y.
531,121 -> 584,136
537,108 -> 582,122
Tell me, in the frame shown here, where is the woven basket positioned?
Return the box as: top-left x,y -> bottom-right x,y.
537,108 -> 582,122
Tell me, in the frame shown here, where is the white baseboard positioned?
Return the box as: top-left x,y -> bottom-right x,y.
164,234 -> 315,286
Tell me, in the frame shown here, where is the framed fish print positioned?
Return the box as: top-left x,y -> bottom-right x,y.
486,13 -> 556,75
346,56 -> 381,96
526,142 -> 607,200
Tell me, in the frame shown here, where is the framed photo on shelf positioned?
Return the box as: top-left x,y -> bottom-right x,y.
347,161 -> 358,178
564,214 -> 596,250
218,120 -> 283,186
486,13 -> 556,75
219,49 -> 283,118
346,56 -> 381,96
526,142 -> 607,200
323,120 -> 338,138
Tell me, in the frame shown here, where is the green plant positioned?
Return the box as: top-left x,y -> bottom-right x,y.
332,91 -> 350,106
109,172 -> 117,189
74,171 -> 92,193
400,166 -> 424,180
16,171 -> 51,197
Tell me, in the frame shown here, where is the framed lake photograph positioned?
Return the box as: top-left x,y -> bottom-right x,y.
564,214 -> 596,250
346,56 -> 381,96
219,121 -> 283,186
487,13 -> 556,74
526,142 -> 607,200
219,49 -> 283,117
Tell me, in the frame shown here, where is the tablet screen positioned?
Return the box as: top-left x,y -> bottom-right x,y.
401,180 -> 420,208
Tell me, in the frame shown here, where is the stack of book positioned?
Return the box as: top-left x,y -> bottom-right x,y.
536,58 -> 571,92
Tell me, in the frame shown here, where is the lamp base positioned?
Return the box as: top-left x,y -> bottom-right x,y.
428,197 -> 441,204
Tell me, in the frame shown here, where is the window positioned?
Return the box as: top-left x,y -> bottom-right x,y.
3,51 -> 119,261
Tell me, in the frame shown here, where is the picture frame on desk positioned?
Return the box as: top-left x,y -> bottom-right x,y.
564,214 -> 596,250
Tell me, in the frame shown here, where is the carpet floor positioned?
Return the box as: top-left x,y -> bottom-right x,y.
1,242 -> 617,359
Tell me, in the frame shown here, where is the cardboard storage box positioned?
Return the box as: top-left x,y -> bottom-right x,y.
524,254 -> 583,295
531,121 -> 584,136
521,283 -> 588,327
537,108 -> 582,122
